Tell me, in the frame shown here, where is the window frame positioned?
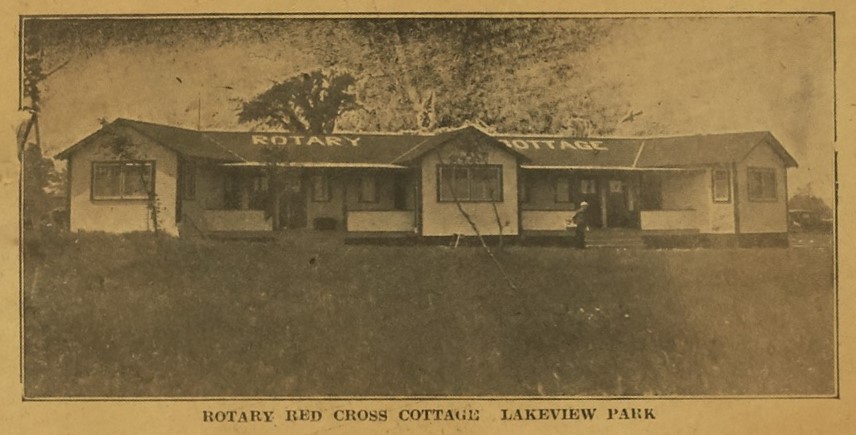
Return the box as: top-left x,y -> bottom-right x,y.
436,164 -> 503,203
554,175 -> 574,203
310,173 -> 332,202
711,167 -> 731,203
747,167 -> 778,202
358,174 -> 379,203
90,160 -> 156,201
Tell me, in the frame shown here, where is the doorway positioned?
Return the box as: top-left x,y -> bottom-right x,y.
279,172 -> 307,229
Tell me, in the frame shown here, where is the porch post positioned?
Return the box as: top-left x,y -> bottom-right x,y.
272,188 -> 281,231
600,177 -> 609,228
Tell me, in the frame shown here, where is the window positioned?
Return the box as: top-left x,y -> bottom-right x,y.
555,176 -> 573,203
311,173 -> 331,202
609,180 -> 623,193
748,168 -> 777,201
712,168 -> 731,203
182,160 -> 196,200
519,174 -> 530,203
249,175 -> 269,210
580,179 -> 597,194
438,165 -> 502,202
470,167 -> 499,201
91,161 -> 154,200
358,175 -> 378,203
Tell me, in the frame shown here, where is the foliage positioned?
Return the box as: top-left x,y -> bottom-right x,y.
309,19 -> 617,133
26,18 -> 623,135
22,143 -> 65,228
237,70 -> 358,134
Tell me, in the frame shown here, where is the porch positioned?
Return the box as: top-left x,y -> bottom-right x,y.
519,167 -> 708,232
178,164 -> 420,237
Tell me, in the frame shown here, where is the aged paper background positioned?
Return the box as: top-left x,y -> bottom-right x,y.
1,0 -> 853,434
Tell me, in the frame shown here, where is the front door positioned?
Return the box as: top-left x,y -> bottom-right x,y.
606,179 -> 631,227
280,172 -> 307,229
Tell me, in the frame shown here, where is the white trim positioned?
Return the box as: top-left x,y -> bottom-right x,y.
520,165 -> 702,171
494,130 -> 770,140
223,162 -> 704,171
220,162 -> 409,169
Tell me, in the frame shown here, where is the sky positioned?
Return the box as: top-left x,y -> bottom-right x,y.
26,15 -> 835,204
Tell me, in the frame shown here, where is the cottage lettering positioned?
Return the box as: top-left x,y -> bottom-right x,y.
499,138 -> 608,151
251,134 -> 361,147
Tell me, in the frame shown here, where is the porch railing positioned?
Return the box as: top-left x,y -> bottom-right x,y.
347,210 -> 415,232
521,210 -> 574,231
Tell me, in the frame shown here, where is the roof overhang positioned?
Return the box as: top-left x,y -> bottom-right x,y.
521,165 -> 704,171
220,162 -> 409,169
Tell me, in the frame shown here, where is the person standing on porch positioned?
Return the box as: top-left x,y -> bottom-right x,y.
570,201 -> 590,249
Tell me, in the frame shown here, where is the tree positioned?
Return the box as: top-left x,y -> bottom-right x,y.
237,69 -> 359,134
313,19 -> 614,134
237,69 -> 359,230
20,27 -> 70,230
22,142 -> 65,229
436,137 -> 518,291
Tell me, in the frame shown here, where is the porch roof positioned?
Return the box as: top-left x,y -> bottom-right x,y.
57,119 -> 798,169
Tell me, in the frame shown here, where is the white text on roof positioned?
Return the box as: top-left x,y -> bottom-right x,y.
252,134 -> 361,147
499,139 -> 608,151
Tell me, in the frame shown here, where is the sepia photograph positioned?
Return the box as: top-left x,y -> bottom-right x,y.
19,14 -> 836,399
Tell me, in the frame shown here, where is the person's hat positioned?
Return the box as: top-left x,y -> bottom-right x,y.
580,201 -> 589,207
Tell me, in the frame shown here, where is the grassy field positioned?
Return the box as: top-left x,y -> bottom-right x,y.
22,230 -> 835,397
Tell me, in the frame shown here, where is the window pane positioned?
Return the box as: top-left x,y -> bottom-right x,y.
749,172 -> 764,199
93,164 -> 121,198
453,167 -> 469,200
439,167 -> 454,201
713,169 -> 730,202
470,167 -> 499,201
440,166 -> 469,201
580,179 -> 596,194
359,175 -> 377,202
312,174 -> 329,201
519,175 -> 529,203
556,177 -> 571,202
763,172 -> 777,199
122,163 -> 152,198
748,169 -> 776,201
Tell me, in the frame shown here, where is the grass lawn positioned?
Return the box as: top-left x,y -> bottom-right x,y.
22,230 -> 835,397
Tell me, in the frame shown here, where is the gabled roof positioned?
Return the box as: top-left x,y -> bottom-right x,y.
392,125 -> 530,164
55,118 -> 242,161
634,131 -> 798,168
55,119 -> 798,169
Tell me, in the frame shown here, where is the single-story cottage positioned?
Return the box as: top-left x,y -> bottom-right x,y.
55,118 -> 798,246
